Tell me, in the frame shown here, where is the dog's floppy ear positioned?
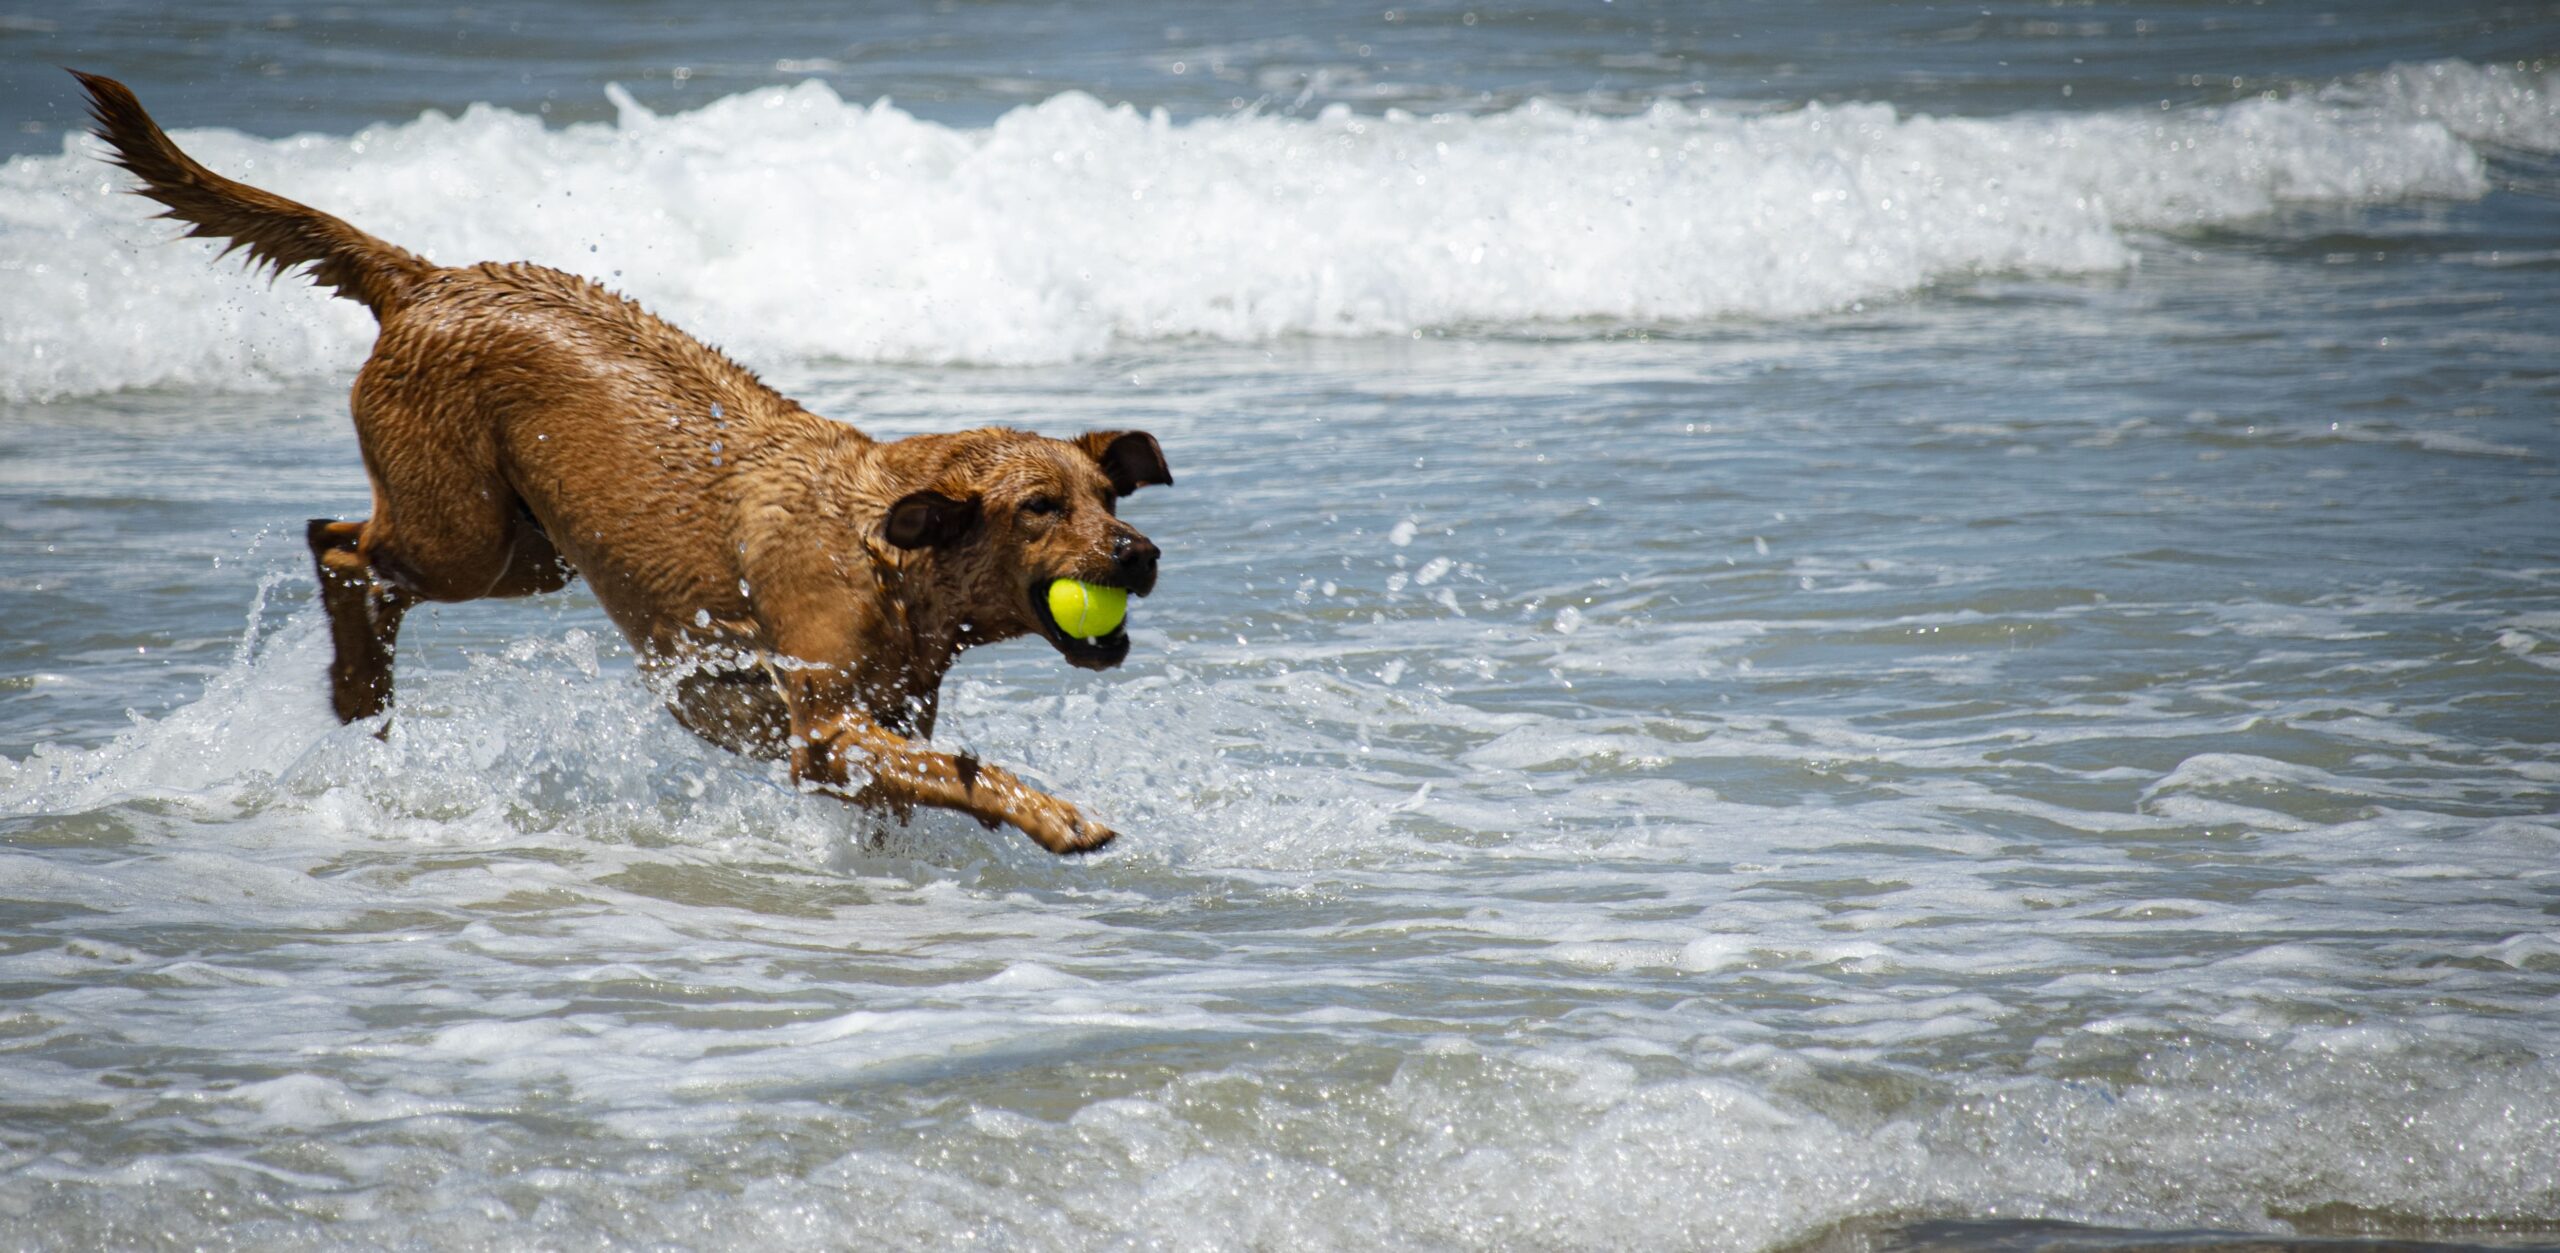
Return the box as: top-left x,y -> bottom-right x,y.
1073,430 -> 1173,496
883,489 -> 981,550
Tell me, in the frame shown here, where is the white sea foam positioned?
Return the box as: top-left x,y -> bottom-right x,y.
4,533 -> 2558,1244
2,59 -> 2550,401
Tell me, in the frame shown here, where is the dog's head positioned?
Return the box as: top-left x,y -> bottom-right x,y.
881,429 -> 1171,670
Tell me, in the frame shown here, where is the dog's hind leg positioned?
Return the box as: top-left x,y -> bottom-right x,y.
305,500 -> 572,725
306,518 -> 413,724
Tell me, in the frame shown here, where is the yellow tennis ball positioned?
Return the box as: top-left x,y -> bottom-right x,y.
1047,578 -> 1128,639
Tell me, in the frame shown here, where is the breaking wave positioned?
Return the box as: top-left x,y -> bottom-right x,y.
1,58 -> 2552,401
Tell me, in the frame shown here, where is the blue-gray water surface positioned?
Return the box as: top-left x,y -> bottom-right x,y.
2,3 -> 2557,1248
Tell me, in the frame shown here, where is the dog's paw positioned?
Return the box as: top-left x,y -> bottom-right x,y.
1059,814 -> 1117,855
1018,798 -> 1117,856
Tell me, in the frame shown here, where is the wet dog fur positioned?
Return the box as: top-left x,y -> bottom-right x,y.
75,71 -> 1168,854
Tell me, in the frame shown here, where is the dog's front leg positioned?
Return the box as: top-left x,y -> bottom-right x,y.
786,696 -> 1115,855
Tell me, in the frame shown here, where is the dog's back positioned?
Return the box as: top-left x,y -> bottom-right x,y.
355,258 -> 866,651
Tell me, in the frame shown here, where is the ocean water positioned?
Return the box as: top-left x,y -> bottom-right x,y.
3,3 -> 2558,1249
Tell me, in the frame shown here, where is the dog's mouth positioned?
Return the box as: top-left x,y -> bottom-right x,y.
1029,578 -> 1134,671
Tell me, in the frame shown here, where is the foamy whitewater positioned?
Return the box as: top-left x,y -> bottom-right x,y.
4,59 -> 2556,401
3,7 -> 2558,1250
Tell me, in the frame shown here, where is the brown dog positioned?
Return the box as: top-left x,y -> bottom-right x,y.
76,71 -> 1167,854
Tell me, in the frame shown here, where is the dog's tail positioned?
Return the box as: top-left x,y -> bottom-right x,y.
72,70 -> 433,319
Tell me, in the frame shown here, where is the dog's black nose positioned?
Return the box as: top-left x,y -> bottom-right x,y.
1113,533 -> 1159,589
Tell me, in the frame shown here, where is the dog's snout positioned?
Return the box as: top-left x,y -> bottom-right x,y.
1113,532 -> 1160,590
1113,533 -> 1158,568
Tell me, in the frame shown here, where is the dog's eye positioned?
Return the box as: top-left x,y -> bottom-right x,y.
1022,496 -> 1064,518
